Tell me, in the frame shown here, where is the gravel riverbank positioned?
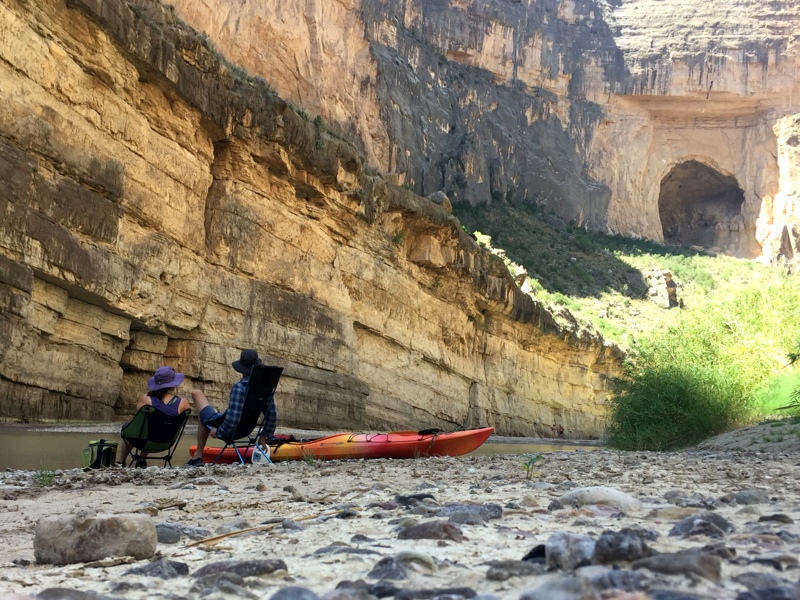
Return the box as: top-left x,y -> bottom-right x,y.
0,423 -> 798,600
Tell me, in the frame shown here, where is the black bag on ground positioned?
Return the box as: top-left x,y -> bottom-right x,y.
81,438 -> 118,469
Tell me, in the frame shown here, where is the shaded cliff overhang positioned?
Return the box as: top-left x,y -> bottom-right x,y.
612,94 -> 777,121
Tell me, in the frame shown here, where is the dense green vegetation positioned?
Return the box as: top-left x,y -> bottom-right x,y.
605,280 -> 800,449
453,199 -> 800,450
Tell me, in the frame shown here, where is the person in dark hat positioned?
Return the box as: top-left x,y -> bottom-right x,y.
186,349 -> 277,466
117,366 -> 191,466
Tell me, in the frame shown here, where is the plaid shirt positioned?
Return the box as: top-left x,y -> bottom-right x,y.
216,376 -> 278,442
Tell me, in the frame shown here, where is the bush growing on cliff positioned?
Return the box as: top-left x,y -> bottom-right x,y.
606,277 -> 800,450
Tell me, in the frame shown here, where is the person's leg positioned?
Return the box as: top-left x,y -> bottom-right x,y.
117,438 -> 133,466
191,390 -> 212,458
190,390 -> 225,462
192,388 -> 212,413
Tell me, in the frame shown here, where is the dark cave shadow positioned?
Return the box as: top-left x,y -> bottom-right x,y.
453,200 -> 708,301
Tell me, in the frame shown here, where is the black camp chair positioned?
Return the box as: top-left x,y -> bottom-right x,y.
212,365 -> 283,465
120,405 -> 191,468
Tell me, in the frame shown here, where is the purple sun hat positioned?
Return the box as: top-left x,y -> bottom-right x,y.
147,366 -> 185,391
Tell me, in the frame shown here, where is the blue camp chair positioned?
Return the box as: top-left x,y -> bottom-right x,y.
212,365 -> 283,464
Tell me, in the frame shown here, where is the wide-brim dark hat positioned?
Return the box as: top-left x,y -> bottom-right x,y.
147,366 -> 185,391
232,349 -> 263,374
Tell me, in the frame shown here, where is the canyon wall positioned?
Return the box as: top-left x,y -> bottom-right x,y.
170,0 -> 800,262
170,0 -> 622,229
0,0 -> 622,436
591,0 -> 800,261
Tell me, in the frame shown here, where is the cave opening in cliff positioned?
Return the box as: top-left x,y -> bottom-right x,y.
658,160 -> 745,249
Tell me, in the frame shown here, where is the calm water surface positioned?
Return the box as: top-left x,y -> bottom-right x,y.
0,427 -> 601,471
0,428 -> 209,471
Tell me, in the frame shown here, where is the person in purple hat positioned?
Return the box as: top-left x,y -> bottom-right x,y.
186,349 -> 277,466
117,366 -> 191,467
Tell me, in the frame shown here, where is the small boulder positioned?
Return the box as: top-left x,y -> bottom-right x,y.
556,487 -> 642,514
438,503 -> 502,520
734,489 -> 771,505
397,520 -> 463,542
447,512 -> 485,526
732,571 -> 793,591
32,591 -> 97,600
520,575 -> 600,600
735,586 -> 800,600
593,529 -> 654,563
34,513 -> 156,565
270,587 -> 320,600
574,565 -> 642,591
125,558 -> 189,579
546,532 -> 596,571
485,560 -> 544,581
632,552 -> 721,582
367,557 -> 408,580
155,523 -> 182,544
395,588 -> 476,599
192,559 -> 287,578
668,511 -> 734,538
191,572 -> 251,597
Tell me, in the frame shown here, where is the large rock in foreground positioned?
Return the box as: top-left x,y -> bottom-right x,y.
34,513 -> 157,565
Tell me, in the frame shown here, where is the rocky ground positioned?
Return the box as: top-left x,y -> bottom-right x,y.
0,422 -> 798,600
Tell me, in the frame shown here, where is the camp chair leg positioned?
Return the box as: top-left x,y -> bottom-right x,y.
211,445 -> 246,465
212,446 -> 226,465
211,439 -> 257,465
233,444 -> 246,464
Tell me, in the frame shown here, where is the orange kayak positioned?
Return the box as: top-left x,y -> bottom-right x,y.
190,427 -> 494,463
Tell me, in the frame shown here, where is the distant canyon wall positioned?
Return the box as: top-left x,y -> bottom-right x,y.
0,0 -> 621,436
170,0 -> 800,263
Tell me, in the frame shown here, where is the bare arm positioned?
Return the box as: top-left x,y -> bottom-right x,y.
134,394 -> 152,411
178,396 -> 191,414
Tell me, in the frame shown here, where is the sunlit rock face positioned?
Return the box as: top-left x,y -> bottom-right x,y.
0,0 -> 621,436
588,0 -> 800,261
170,0 -> 800,262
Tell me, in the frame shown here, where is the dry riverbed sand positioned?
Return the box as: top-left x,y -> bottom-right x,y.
0,423 -> 799,600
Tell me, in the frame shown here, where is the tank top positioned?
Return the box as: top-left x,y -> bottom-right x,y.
150,394 -> 181,417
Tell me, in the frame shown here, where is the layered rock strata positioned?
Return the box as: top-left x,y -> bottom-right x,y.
170,0 -> 800,263
0,0 -> 621,436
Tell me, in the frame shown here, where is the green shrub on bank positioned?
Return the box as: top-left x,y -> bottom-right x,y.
606,277 -> 800,450
606,358 -> 751,451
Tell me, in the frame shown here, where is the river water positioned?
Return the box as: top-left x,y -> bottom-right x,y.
0,426 -> 601,471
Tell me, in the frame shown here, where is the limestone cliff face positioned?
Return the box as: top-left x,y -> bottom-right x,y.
0,0 -> 621,437
170,0 -> 619,229
170,0 -> 800,263
592,0 -> 800,262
